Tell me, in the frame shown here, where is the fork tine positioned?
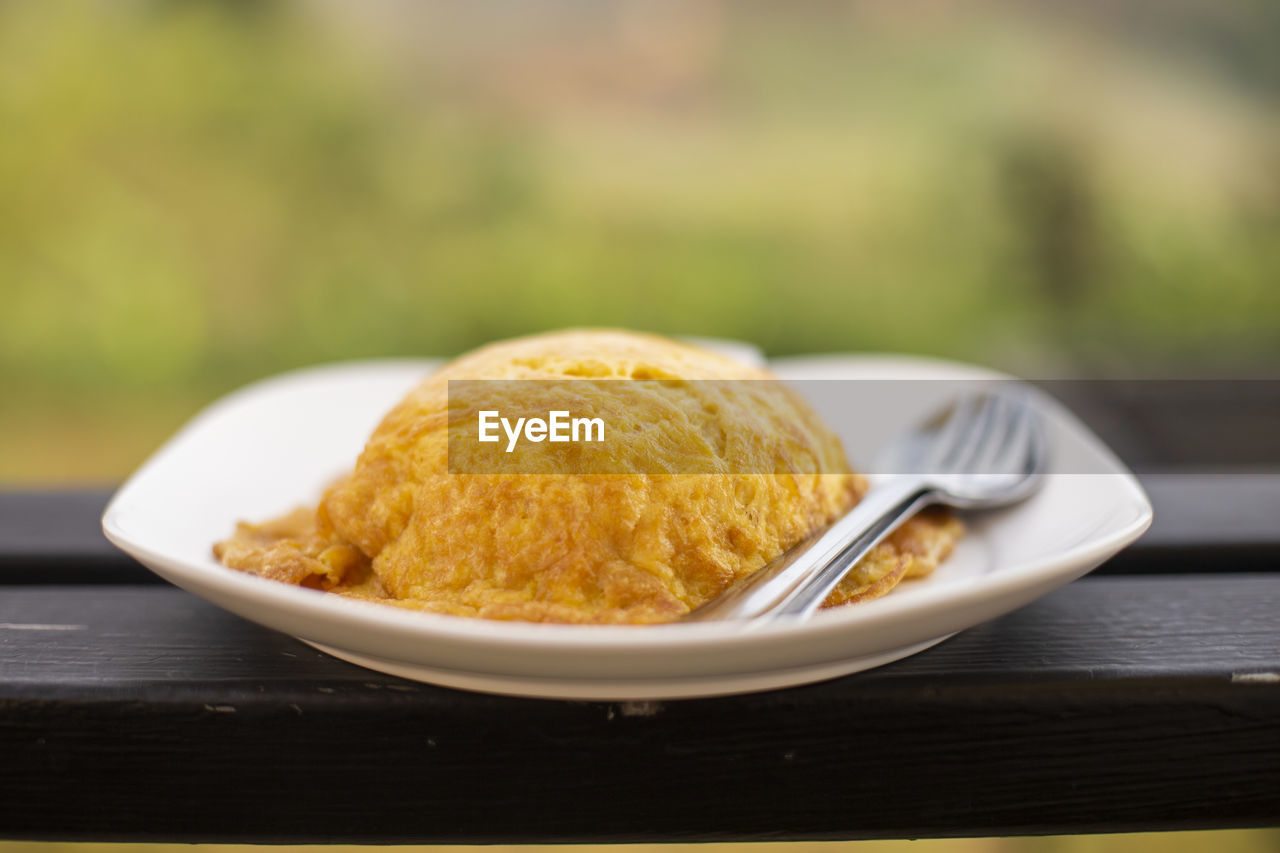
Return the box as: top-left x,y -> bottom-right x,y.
996,396 -> 1046,476
937,393 -> 1000,474
1025,401 -> 1050,476
986,397 -> 1032,474
918,394 -> 981,473
968,394 -> 1015,475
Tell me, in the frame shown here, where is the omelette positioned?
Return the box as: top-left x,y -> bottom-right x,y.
214,330 -> 961,623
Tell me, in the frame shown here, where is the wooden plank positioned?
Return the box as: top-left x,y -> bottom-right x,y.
3,480 -> 1278,584
0,491 -> 153,583
0,577 -> 1276,842
1041,379 -> 1280,472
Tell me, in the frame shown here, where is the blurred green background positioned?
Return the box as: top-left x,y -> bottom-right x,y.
1,0 -> 1278,484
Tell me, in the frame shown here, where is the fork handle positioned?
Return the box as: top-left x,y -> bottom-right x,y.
685,477 -> 936,622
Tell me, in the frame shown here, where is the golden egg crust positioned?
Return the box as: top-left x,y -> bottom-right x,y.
215,330 -> 961,623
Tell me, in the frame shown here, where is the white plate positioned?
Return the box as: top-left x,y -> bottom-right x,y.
103,354 -> 1152,700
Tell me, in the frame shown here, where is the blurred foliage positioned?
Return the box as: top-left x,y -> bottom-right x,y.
1,0 -> 1278,480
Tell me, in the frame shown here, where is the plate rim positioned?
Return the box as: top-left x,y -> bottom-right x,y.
302,634 -> 958,701
101,353 -> 1153,676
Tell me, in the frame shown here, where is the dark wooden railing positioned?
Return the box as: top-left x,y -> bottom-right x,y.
1,473 -> 1276,843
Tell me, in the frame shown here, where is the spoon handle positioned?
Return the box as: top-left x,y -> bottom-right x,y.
685,477 -> 935,622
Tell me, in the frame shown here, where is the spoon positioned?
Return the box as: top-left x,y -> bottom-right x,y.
684,390 -> 1048,622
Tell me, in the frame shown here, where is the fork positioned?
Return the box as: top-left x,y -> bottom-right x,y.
684,390 -> 1048,622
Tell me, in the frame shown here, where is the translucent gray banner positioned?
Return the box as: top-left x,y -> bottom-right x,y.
445,379 -> 1278,475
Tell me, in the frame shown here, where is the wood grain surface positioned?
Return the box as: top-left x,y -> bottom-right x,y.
0,578 -> 1276,842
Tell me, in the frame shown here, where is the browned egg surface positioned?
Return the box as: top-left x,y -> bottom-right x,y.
215,330 -> 961,623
